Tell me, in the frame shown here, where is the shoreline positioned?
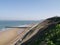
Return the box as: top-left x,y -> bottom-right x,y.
0,23 -> 35,45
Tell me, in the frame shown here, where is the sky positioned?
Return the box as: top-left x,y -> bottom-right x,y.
0,0 -> 60,20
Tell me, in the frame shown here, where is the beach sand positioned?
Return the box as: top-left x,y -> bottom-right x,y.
0,28 -> 27,45
0,24 -> 35,45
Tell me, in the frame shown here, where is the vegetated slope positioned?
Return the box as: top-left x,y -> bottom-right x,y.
21,16 -> 60,45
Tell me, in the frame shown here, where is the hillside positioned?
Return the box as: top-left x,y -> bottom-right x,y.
21,16 -> 60,45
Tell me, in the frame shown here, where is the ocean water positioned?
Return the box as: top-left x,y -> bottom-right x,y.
0,20 -> 39,31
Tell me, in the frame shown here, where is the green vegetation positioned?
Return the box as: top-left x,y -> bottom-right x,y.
22,17 -> 60,45
40,23 -> 60,45
44,23 -> 60,45
23,23 -> 60,45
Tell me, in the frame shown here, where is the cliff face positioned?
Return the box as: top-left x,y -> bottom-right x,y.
21,16 -> 60,45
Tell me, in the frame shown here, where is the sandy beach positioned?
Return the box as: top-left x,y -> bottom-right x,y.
0,24 -> 35,45
0,28 -> 26,45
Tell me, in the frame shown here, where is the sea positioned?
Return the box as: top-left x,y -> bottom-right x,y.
0,20 -> 39,31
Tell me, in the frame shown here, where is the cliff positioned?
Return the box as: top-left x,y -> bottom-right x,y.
21,16 -> 60,45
